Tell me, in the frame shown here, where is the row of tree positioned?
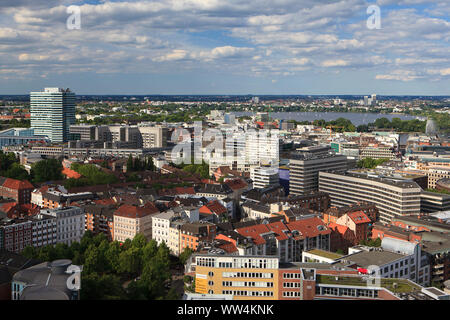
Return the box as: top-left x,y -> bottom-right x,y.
288,117 -> 427,133
126,155 -> 155,172
22,232 -> 183,300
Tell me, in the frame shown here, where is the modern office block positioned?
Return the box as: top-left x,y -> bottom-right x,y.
289,149 -> 348,195
30,88 -> 76,143
319,171 -> 422,224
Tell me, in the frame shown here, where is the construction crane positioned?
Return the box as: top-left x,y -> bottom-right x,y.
326,125 -> 344,139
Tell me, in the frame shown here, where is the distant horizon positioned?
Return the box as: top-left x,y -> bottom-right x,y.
1,93 -> 450,98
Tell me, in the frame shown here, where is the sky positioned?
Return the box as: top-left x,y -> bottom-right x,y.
0,0 -> 449,95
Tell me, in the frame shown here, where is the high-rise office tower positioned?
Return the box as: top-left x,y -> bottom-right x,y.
289,146 -> 348,195
30,88 -> 76,143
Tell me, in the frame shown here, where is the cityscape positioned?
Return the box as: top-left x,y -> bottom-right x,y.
0,0 -> 449,307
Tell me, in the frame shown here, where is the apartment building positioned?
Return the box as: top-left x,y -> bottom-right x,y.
319,171 -> 422,224
323,203 -> 379,224
328,211 -> 372,252
138,126 -> 168,148
152,211 -> 177,247
217,217 -> 331,263
30,213 -> 57,248
32,187 -> 94,209
0,218 -> 32,254
84,204 -> 115,241
113,204 -> 158,242
180,222 -> 217,253
41,206 -> 85,246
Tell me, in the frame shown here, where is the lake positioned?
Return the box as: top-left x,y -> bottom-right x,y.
232,111 -> 424,126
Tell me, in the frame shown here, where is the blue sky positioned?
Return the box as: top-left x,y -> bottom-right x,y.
0,0 -> 449,95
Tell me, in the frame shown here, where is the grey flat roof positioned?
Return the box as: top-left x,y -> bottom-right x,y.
279,262 -> 354,271
341,250 -> 406,268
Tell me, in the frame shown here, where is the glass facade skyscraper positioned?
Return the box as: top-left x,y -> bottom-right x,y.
30,87 -> 76,143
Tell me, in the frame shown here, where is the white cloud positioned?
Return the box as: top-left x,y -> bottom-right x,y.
321,59 -> 349,67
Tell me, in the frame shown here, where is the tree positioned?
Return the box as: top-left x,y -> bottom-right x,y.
105,241 -> 122,273
32,159 -> 63,183
119,247 -> 141,275
179,247 -> 194,265
5,162 -> 30,180
142,240 -> 158,262
83,244 -> 101,274
81,273 -> 126,300
131,233 -> 147,249
165,288 -> 179,300
127,155 -> 134,171
21,245 -> 37,259
53,243 -> 72,260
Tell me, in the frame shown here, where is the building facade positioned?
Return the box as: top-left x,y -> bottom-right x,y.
30,88 -> 76,143
319,172 -> 421,224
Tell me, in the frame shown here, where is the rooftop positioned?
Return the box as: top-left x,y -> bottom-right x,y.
305,249 -> 344,260
316,275 -> 422,294
339,250 -> 406,268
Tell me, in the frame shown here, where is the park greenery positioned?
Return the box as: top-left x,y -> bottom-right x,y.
357,157 -> 390,169
64,163 -> 118,189
0,151 -> 30,181
32,158 -> 64,183
171,159 -> 210,180
21,232 -> 182,300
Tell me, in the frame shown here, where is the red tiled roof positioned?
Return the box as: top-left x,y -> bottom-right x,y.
236,217 -> 330,245
0,202 -> 16,213
328,222 -> 350,235
225,178 -> 247,190
62,167 -> 82,179
218,242 -> 238,254
236,224 -> 270,245
286,217 -> 331,240
174,187 -> 196,195
2,178 -> 34,190
95,198 -> 116,205
0,202 -> 40,218
215,233 -> 237,246
114,203 -> 159,218
199,200 -> 227,215
347,211 -> 371,225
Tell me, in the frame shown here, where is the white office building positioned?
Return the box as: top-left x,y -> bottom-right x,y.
251,166 -> 279,189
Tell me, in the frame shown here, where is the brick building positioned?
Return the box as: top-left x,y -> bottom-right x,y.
0,178 -> 34,205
